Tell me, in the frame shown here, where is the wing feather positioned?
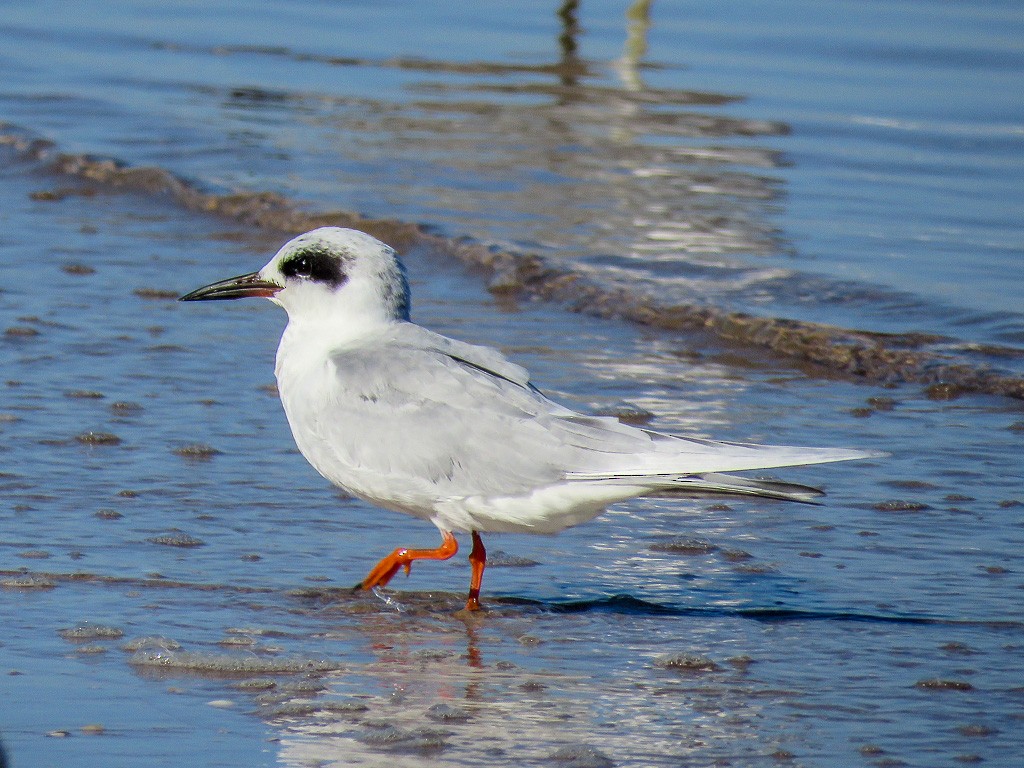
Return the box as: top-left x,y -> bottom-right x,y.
289,323 -> 880,507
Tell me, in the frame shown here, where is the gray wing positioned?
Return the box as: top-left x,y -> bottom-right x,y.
310,326 -> 660,499
309,324 -> 881,502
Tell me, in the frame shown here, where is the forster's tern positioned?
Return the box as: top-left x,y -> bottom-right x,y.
181,227 -> 880,610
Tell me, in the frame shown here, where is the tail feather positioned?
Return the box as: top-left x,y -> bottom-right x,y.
645,472 -> 827,504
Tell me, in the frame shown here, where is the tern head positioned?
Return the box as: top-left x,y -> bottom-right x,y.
179,227 -> 411,324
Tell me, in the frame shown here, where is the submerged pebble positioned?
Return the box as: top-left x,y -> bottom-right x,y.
30,187 -> 95,201
110,401 -> 143,413
225,627 -> 295,638
718,548 -> 753,562
75,432 -> 121,446
425,702 -> 472,723
61,263 -> 96,275
121,636 -> 182,652
654,653 -> 720,673
1,576 -> 56,590
872,500 -> 930,513
924,382 -> 966,400
485,550 -> 540,567
146,532 -> 206,548
75,645 -> 108,655
231,678 -> 277,691
262,700 -> 369,719
650,537 -> 718,555
733,563 -> 778,574
956,724 -> 997,737
218,636 -> 256,647
882,480 -> 937,491
172,444 -> 222,460
128,649 -> 340,676
133,287 -> 179,300
278,679 -> 328,695
940,642 -> 978,656
357,724 -> 448,755
866,396 -> 897,411
914,678 -> 974,691
547,745 -> 615,768
727,655 -> 755,672
18,550 -> 51,559
58,625 -> 124,642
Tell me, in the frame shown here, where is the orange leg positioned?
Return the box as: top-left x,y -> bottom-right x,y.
359,530 -> 458,590
465,530 -> 486,611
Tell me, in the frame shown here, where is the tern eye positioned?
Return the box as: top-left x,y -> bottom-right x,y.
280,248 -> 347,287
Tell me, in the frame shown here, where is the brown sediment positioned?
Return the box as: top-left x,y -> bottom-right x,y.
146,532 -> 206,547
169,43 -> 740,111
128,649 -> 341,676
172,444 -> 222,461
0,567 -> 277,593
75,431 -> 122,446
133,287 -> 181,300
0,575 -> 57,590
58,624 -> 124,642
649,537 -> 719,555
61,262 -> 96,275
3,126 -> 1023,400
654,652 -> 721,673
872,500 -> 931,513
914,678 -> 975,692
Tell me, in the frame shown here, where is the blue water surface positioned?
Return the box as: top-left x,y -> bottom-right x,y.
1,2 -> 1023,766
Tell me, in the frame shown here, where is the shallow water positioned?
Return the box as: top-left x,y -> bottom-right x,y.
2,2 -> 1024,767
3,0 -> 1023,357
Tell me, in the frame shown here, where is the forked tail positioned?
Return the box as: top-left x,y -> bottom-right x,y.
647,472 -> 827,504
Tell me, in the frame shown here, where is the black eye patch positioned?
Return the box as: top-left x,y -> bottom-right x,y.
280,247 -> 348,287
